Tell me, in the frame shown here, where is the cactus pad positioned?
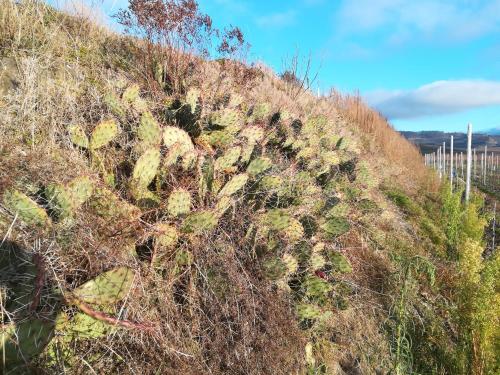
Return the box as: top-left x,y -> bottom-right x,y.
296,303 -> 321,320
72,267 -> 134,305
46,176 -> 94,218
327,251 -> 352,273
181,210 -> 218,234
167,188 -> 191,217
1,319 -> 54,364
90,188 -> 141,220
104,92 -> 126,118
132,148 -> 161,189
154,223 -> 179,249
3,190 -> 51,227
163,126 -> 194,154
90,119 -> 118,150
282,253 -> 298,274
138,111 -> 162,146
68,124 -> 89,149
214,146 -> 241,171
210,108 -> 242,133
246,157 -> 272,176
321,217 -> 350,239
249,103 -> 270,122
217,173 -> 248,197
263,257 -> 287,280
122,84 -> 140,105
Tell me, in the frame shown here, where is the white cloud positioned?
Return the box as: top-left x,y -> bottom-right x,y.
255,10 -> 296,28
365,80 -> 500,119
336,0 -> 500,42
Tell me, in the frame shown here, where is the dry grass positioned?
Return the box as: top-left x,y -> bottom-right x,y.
0,1 -> 453,374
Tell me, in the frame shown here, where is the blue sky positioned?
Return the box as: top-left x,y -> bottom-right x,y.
54,0 -> 500,133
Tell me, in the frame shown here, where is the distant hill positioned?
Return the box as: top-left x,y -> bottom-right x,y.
401,130 -> 500,154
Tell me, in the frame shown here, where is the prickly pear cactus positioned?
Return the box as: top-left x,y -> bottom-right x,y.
89,119 -> 119,150
249,102 -> 270,123
1,319 -> 55,365
154,223 -> 179,249
68,124 -> 89,149
132,148 -> 161,190
167,189 -> 191,217
296,303 -> 321,320
90,188 -> 141,220
214,146 -> 241,172
71,267 -> 134,305
321,217 -> 350,239
122,84 -> 140,106
327,251 -> 352,273
217,173 -> 249,197
181,210 -> 219,234
186,87 -> 201,115
3,190 -> 51,227
104,92 -> 126,118
138,111 -> 162,147
46,176 -> 94,218
246,157 -> 272,177
211,108 -> 243,133
163,126 -> 194,154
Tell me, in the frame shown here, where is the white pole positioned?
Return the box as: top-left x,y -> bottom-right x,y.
438,147 -> 442,179
466,123 -> 472,202
450,135 -> 454,191
443,142 -> 446,179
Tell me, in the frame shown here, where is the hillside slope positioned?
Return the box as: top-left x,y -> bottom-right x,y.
0,1 -> 498,374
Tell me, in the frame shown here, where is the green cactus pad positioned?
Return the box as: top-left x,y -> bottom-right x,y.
3,190 -> 51,227
167,189 -> 191,217
154,223 -> 179,249
186,87 -> 201,114
296,303 -> 321,320
210,108 -> 242,133
163,126 -> 194,154
282,218 -> 304,243
263,257 -> 288,280
263,209 -> 292,231
104,92 -> 126,118
327,251 -> 352,273
65,312 -> 113,338
214,146 -> 241,171
181,210 -> 219,234
45,183 -> 73,218
321,217 -> 350,239
68,124 -> 89,149
46,176 -> 94,218
122,84 -> 140,105
282,253 -> 298,274
1,319 -> 54,364
89,119 -> 118,150
217,173 -> 248,197
240,126 -> 265,142
90,188 -> 141,220
72,266 -> 134,305
214,196 -> 232,217
249,102 -> 270,122
303,275 -> 332,300
239,142 -> 255,164
138,111 -> 162,146
68,176 -> 94,205
246,157 -> 272,177
132,148 -> 161,189
259,175 -> 284,191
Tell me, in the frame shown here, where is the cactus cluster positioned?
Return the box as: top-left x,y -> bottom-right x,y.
3,77 -> 364,368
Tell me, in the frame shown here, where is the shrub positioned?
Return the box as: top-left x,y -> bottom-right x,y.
116,0 -> 247,93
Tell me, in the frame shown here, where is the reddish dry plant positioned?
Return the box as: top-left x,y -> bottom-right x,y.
116,0 -> 248,93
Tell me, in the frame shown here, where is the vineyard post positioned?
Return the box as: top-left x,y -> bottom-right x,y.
443,142 -> 446,179
438,147 -> 442,179
450,135 -> 454,191
473,148 -> 476,180
465,123 -> 472,202
484,145 -> 487,184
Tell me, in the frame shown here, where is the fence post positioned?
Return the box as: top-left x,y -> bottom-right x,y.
450,135 -> 454,191
443,141 -> 446,179
466,123 -> 472,202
